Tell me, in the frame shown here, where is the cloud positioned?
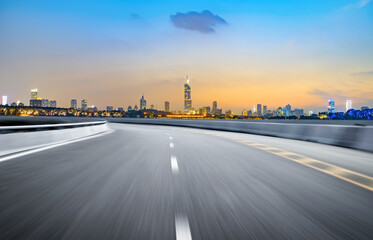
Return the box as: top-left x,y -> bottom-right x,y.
282,38 -> 296,50
130,13 -> 142,20
170,10 -> 227,33
358,0 -> 371,8
350,70 -> 373,76
308,89 -> 347,101
341,0 -> 371,10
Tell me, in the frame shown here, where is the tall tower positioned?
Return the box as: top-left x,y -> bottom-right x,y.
184,75 -> 192,112
31,89 -> 38,100
257,104 -> 262,116
165,101 -> 170,112
346,99 -> 352,112
81,99 -> 88,111
140,95 -> 146,110
71,99 -> 77,109
212,101 -> 217,114
328,99 -> 335,113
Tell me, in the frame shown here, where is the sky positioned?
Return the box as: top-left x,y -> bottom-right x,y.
0,0 -> 372,113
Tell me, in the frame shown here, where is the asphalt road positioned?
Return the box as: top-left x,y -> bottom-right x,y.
1,123 -> 373,240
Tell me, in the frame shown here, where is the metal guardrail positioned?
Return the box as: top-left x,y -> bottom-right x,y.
0,121 -> 107,134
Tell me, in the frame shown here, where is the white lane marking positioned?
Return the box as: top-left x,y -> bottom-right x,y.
0,129 -> 114,163
171,155 -> 179,173
169,136 -> 173,140
175,215 -> 192,240
170,143 -> 174,148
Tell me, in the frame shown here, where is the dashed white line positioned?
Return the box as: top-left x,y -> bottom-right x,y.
175,214 -> 192,240
169,136 -> 173,140
170,143 -> 174,148
171,155 -> 179,173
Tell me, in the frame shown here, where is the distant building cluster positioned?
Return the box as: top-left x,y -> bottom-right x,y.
29,89 -> 57,108
0,79 -> 371,120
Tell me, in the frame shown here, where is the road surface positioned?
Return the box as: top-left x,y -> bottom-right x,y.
1,123 -> 373,239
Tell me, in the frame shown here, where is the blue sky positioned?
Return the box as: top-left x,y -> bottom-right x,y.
0,0 -> 372,112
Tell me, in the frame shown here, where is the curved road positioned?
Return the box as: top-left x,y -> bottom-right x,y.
1,123 -> 373,239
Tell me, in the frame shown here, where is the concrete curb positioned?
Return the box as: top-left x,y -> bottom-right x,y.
110,119 -> 373,153
0,121 -> 108,157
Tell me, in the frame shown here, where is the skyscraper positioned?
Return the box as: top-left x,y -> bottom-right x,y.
285,104 -> 291,116
140,95 -> 146,110
71,99 -> 77,109
107,106 -> 113,112
242,109 -> 248,116
346,99 -> 352,112
257,104 -> 262,116
81,99 -> 88,110
41,99 -> 49,108
263,105 -> 268,115
165,101 -> 170,112
184,75 -> 192,111
49,100 -> 57,108
1,96 -> 7,106
30,99 -> 42,107
212,101 -> 217,114
31,89 -> 38,100
328,100 -> 335,113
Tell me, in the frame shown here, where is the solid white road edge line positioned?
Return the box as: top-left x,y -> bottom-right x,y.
0,129 -> 114,163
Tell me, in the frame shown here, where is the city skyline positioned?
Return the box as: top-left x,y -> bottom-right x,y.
0,85 -> 366,115
1,0 -> 372,113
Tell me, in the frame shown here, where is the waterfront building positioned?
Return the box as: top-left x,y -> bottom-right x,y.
81,99 -> 88,111
165,101 -> 170,112
140,95 -> 146,110
71,99 -> 77,109
184,75 -> 192,111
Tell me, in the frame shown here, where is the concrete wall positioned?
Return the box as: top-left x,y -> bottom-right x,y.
109,119 -> 373,153
0,122 -> 108,156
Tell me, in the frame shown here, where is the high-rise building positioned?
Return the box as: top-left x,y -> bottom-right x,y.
184,75 -> 192,111
285,104 -> 291,116
212,101 -> 217,114
257,104 -> 262,116
107,106 -> 113,112
41,99 -> 49,108
134,105 -> 138,111
1,96 -> 7,105
293,109 -> 304,117
328,100 -> 335,113
242,109 -> 248,116
165,101 -> 170,112
81,99 -> 88,111
150,105 -> 154,110
346,99 -> 352,112
71,99 -> 77,109
30,99 -> 42,107
31,89 -> 38,100
49,100 -> 57,108
263,105 -> 268,115
140,95 -> 146,110
118,107 -> 124,112
202,106 -> 210,114
128,106 -> 133,111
